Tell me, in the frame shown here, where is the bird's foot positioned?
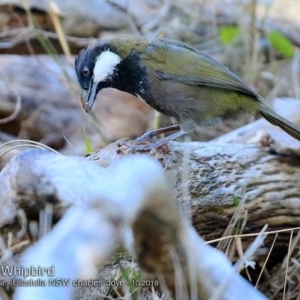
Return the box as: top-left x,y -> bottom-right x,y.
117,130 -> 187,153
135,124 -> 180,141
135,131 -> 156,142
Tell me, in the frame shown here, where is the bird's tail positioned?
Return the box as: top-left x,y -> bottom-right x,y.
259,102 -> 300,141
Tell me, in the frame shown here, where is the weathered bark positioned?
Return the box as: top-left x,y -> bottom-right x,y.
1,151 -> 266,300
1,126 -> 300,298
87,134 -> 300,266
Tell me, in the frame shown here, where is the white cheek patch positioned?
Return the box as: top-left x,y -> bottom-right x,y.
93,50 -> 121,83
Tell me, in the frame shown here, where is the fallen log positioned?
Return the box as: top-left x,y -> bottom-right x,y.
1,135 -> 300,268
0,150 -> 266,300
88,137 -> 300,255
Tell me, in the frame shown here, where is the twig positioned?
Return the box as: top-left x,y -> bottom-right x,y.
283,230 -> 294,299
0,88 -> 22,124
207,226 -> 300,244
7,241 -> 30,253
0,140 -> 61,159
211,224 -> 268,300
255,232 -> 278,288
217,194 -> 247,252
48,1 -> 72,62
141,0 -> 171,34
16,209 -> 27,238
0,27 -> 94,49
107,0 -> 141,36
292,49 -> 300,99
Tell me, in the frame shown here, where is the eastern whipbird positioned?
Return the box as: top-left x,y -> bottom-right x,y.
75,37 -> 300,150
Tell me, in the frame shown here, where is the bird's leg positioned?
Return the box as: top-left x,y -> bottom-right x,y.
145,130 -> 187,148
135,124 -> 180,141
120,130 -> 187,152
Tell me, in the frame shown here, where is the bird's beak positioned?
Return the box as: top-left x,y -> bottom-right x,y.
82,80 -> 98,113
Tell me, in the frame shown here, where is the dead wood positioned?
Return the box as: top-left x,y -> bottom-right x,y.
1,115 -> 300,298
2,122 -> 299,266
86,132 -> 300,268
0,150 -> 266,300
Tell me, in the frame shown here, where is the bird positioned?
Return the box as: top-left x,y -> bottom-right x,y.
75,37 -> 300,149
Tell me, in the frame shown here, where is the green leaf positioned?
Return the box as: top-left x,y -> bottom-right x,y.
233,196 -> 240,207
234,219 -> 242,235
267,31 -> 294,58
117,257 -> 140,296
83,128 -> 93,154
219,26 -> 240,45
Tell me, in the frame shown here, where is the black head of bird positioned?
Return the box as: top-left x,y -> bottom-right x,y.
75,37 -> 300,144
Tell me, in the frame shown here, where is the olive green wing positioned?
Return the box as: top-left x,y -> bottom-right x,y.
142,38 -> 260,99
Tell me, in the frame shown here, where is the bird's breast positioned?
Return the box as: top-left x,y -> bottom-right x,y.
135,88 -> 180,120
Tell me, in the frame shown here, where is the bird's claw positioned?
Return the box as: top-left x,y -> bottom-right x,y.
134,131 -> 155,141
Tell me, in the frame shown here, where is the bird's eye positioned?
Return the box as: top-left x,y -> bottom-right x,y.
82,67 -> 90,77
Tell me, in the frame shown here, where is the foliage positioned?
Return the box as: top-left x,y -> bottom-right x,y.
233,195 -> 240,207
219,26 -> 241,45
267,31 -> 294,58
83,129 -> 93,154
